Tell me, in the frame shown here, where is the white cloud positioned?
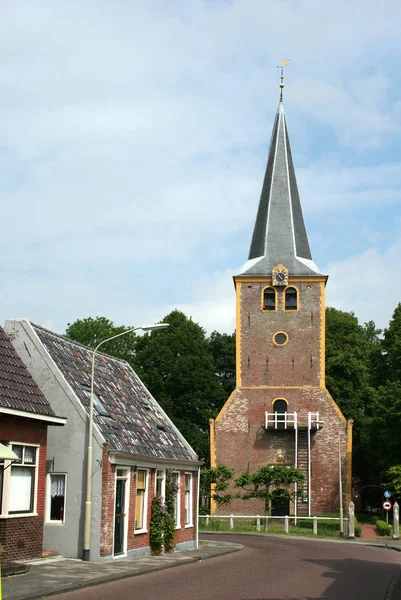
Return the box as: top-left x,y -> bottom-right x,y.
0,0 -> 401,335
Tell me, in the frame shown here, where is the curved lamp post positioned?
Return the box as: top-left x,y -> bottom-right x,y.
82,323 -> 169,561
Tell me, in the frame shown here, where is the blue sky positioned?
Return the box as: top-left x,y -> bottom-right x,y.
1,0 -> 400,335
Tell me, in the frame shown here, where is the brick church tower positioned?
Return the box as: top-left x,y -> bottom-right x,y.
210,83 -> 353,517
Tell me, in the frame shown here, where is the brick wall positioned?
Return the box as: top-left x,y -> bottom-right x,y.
239,282 -> 322,387
213,278 -> 350,516
100,450 -> 197,557
0,416 -> 48,561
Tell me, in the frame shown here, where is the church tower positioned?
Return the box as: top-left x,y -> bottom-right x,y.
211,73 -> 353,517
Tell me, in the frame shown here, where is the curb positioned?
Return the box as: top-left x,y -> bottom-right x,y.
4,542 -> 243,600
200,530 -> 401,551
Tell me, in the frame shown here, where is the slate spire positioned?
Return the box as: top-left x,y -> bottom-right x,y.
239,99 -> 321,277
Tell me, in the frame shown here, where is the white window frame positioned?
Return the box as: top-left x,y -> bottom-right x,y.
45,473 -> 67,525
184,472 -> 193,527
155,469 -> 165,499
113,467 -> 130,556
0,442 -> 39,518
134,468 -> 148,534
172,471 -> 181,529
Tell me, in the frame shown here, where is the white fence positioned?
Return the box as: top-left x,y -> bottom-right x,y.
199,514 -> 349,536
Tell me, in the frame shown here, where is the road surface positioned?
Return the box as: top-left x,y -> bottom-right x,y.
50,534 -> 401,600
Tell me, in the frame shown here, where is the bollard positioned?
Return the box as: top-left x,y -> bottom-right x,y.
348,501 -> 355,539
206,514 -> 210,527
313,516 -> 318,535
284,516 -> 289,534
230,515 -> 234,530
256,516 -> 261,532
393,502 -> 400,540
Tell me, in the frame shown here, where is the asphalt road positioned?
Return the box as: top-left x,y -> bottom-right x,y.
50,534 -> 401,600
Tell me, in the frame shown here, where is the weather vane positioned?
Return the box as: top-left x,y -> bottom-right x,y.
277,59 -> 290,101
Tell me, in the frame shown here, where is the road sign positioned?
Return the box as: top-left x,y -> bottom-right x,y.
383,501 -> 392,511
384,490 -> 391,499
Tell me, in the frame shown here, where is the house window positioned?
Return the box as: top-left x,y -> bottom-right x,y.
184,473 -> 193,527
135,469 -> 148,532
285,287 -> 298,311
172,472 -> 181,528
46,474 -> 66,523
155,469 -> 165,498
262,287 -> 276,311
9,444 -> 38,514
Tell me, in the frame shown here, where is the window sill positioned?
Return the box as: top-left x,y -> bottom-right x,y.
184,523 -> 194,529
134,529 -> 148,535
0,513 -> 38,519
45,521 -> 65,526
174,525 -> 181,530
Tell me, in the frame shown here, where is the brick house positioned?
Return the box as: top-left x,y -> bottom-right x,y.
210,94 -> 353,517
5,319 -> 200,560
0,326 -> 66,561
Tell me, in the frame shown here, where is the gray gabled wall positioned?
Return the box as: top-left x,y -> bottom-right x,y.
5,319 -> 104,560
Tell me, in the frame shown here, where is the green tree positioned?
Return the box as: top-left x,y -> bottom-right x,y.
325,308 -> 379,420
207,331 -> 236,398
382,303 -> 401,383
235,465 -> 305,518
325,307 -> 382,486
382,465 -> 401,501
133,310 -> 226,462
200,464 -> 234,508
65,316 -> 137,364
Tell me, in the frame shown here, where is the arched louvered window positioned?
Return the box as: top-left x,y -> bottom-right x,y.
263,287 -> 276,311
285,287 -> 298,311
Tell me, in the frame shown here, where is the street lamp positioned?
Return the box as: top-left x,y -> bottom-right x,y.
82,323 -> 169,561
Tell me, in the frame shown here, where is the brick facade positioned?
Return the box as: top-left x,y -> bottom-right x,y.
0,416 -> 48,561
212,278 -> 352,516
100,445 -> 197,557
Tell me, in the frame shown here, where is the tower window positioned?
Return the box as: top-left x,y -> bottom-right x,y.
262,287 -> 276,311
273,332 -> 288,346
285,287 -> 298,311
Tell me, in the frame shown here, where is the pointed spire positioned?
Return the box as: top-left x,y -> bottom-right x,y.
239,95 -> 321,277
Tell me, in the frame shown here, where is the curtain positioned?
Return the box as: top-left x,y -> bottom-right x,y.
51,474 -> 65,497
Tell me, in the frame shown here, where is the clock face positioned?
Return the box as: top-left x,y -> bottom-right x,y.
276,272 -> 286,283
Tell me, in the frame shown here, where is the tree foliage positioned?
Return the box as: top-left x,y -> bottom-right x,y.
236,465 -> 305,516
65,316 -> 137,364
382,465 -> 401,501
207,331 -> 236,398
132,310 -> 226,462
200,464 -> 234,506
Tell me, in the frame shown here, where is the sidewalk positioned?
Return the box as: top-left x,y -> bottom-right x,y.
2,540 -> 243,600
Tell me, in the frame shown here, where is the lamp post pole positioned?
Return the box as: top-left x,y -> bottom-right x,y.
82,322 -> 169,561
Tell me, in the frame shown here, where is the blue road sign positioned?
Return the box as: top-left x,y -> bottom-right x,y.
384,490 -> 391,499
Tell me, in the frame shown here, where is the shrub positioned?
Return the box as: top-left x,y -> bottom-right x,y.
376,519 -> 392,536
164,471 -> 178,552
354,516 -> 361,537
150,496 -> 164,555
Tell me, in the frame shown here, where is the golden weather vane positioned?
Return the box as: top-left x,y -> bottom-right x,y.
277,59 -> 290,101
